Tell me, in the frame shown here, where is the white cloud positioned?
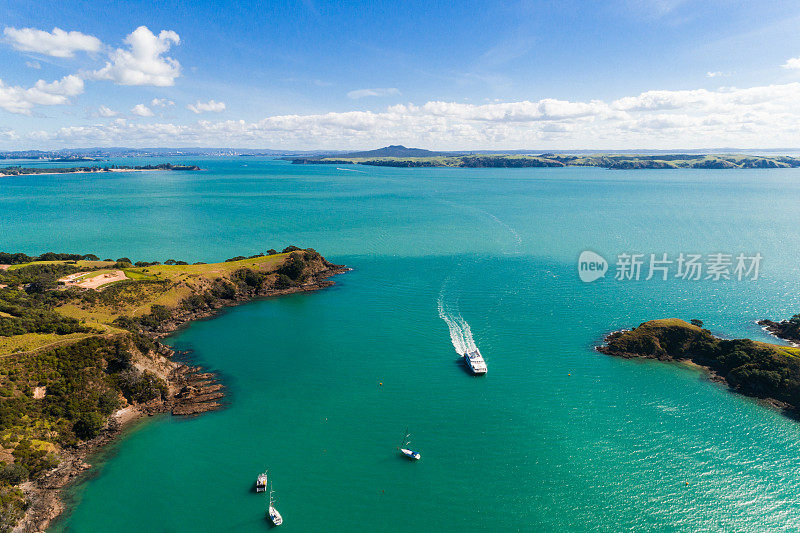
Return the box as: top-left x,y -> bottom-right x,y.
782,57 -> 800,70
97,105 -> 118,117
347,87 -> 401,99
14,81 -> 800,150
131,103 -> 154,117
25,60 -> 41,69
187,99 -> 226,113
92,26 -> 181,86
0,74 -> 84,115
706,71 -> 730,78
150,98 -> 174,107
3,26 -> 102,58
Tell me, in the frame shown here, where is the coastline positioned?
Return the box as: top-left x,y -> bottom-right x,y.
11,260 -> 348,533
597,320 -> 800,420
15,406 -> 148,533
0,168 -> 193,178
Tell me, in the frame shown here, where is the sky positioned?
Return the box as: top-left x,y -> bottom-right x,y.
2,0 -> 800,150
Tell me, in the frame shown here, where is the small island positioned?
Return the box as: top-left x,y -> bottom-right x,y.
290,145 -> 800,170
598,318 -> 800,415
0,163 -> 201,177
0,248 -> 345,531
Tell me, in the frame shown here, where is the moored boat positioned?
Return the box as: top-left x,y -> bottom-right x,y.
255,470 -> 268,492
267,483 -> 283,526
399,430 -> 421,460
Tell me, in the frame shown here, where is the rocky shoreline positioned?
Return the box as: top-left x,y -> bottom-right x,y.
597,319 -> 800,419
12,260 -> 347,532
757,318 -> 800,346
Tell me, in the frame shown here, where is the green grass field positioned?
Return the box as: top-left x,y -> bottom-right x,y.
1,253 -> 295,356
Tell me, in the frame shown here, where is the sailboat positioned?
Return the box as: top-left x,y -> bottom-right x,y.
267,483 -> 283,526
255,470 -> 268,493
399,430 -> 421,460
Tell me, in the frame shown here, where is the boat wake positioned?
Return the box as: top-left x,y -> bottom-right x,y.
436,199 -> 521,254
437,291 -> 477,356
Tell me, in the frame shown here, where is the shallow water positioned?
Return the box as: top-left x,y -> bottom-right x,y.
3,159 -> 800,531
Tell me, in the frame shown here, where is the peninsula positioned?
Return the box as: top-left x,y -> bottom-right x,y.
0,163 -> 200,177
290,146 -> 800,170
0,248 -> 345,532
598,318 -> 800,416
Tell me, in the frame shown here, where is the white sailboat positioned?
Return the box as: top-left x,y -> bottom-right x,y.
267,483 -> 283,526
399,430 -> 421,460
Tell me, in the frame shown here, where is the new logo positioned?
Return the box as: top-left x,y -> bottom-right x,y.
578,250 -> 608,282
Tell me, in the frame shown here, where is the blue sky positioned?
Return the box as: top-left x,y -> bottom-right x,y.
2,0 -> 800,149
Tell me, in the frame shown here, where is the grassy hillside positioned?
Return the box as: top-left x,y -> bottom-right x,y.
0,248 -> 342,530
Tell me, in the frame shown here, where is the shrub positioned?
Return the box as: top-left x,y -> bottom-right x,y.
72,411 -> 105,440
116,369 -> 167,404
0,463 -> 29,484
274,274 -> 295,289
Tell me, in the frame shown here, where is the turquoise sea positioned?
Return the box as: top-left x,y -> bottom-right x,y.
4,159 -> 800,531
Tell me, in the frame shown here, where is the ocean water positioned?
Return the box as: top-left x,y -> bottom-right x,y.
3,159 -> 800,531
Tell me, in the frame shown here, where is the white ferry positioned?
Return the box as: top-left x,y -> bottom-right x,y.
255,470 -> 268,493
464,349 -> 487,375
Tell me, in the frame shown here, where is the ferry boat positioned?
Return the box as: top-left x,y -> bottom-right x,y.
464,348 -> 487,375
255,470 -> 268,493
399,430 -> 421,460
267,484 -> 283,526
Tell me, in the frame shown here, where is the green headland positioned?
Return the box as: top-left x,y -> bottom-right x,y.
598,318 -> 800,415
0,248 -> 344,531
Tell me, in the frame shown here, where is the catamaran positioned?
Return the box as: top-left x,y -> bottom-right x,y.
255,470 -> 268,493
399,430 -> 421,460
267,483 -> 283,526
464,348 -> 487,375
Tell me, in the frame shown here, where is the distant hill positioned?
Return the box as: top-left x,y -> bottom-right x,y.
340,145 -> 455,158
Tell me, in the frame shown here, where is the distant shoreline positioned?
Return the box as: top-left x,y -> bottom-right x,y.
290,153 -> 800,170
0,163 -> 201,178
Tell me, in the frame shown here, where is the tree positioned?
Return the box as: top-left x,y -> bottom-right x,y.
72,411 -> 105,440
690,319 -> 704,328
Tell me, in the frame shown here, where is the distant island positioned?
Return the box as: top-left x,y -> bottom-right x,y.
0,249 -> 345,532
598,318 -> 800,417
291,145 -> 800,170
0,163 -> 201,177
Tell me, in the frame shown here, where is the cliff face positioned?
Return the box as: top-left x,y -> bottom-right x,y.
598,318 -> 800,412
